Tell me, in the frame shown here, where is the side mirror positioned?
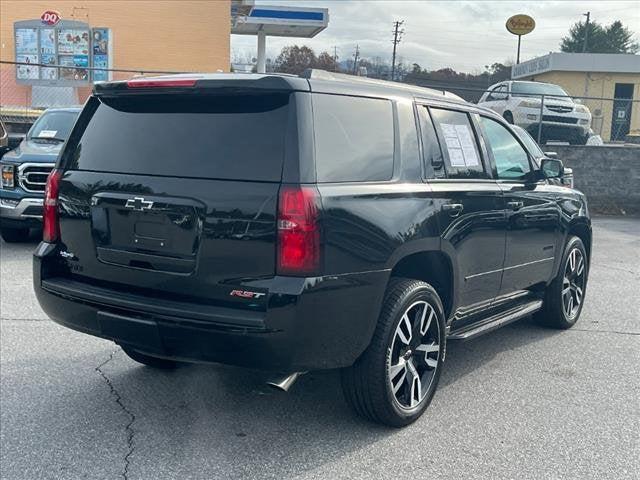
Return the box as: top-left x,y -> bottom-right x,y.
544,151 -> 558,158
541,158 -> 564,179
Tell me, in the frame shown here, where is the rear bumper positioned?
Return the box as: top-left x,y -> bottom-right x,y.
34,242 -> 389,371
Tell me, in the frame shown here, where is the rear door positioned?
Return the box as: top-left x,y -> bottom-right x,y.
57,90 -> 294,305
418,105 -> 506,319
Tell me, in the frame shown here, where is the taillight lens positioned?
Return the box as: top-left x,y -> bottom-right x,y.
43,169 -> 63,243
277,185 -> 320,276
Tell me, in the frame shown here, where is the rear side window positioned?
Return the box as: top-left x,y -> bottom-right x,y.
65,94 -> 290,182
429,108 -> 487,179
313,94 -> 394,183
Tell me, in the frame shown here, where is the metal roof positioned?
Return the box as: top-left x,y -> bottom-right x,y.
231,5 -> 329,38
512,52 -> 640,79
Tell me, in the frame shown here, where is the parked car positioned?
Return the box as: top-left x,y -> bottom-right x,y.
33,72 -> 591,427
0,107 -> 81,242
511,124 -> 574,188
478,80 -> 591,145
0,118 -> 9,158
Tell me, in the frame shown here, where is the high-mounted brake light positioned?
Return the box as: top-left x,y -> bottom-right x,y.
277,185 -> 320,276
43,169 -> 63,243
126,78 -> 199,88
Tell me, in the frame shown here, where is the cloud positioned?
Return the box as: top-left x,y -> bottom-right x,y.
231,0 -> 640,72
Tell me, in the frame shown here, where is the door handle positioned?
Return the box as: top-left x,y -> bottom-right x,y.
507,201 -> 524,210
442,203 -> 464,217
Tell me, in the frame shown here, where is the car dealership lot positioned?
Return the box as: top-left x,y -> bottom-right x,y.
1,217 -> 638,480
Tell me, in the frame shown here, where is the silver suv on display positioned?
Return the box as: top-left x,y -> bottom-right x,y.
478,81 -> 592,145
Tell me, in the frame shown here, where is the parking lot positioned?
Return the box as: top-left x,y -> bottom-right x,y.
0,216 -> 638,480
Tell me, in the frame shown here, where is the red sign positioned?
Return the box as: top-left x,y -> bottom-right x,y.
40,10 -> 61,26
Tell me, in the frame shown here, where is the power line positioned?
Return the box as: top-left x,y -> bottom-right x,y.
352,44 -> 360,75
390,20 -> 405,81
582,11 -> 591,52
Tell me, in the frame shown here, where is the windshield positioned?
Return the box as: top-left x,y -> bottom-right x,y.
28,111 -> 79,141
511,125 -> 544,161
511,82 -> 569,98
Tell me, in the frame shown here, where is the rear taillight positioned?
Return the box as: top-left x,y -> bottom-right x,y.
43,169 -> 62,243
277,185 -> 320,276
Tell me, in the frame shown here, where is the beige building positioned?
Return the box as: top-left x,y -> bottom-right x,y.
1,0 -> 230,107
512,53 -> 640,142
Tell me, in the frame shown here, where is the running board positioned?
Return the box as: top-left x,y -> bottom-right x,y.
447,300 -> 543,341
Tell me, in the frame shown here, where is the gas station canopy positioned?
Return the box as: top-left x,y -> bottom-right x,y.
231,4 -> 329,38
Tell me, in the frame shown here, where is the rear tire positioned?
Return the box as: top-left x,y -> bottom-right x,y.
121,346 -> 181,369
341,278 -> 446,427
536,236 -> 588,329
0,227 -> 30,243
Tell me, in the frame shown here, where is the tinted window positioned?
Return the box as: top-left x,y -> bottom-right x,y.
313,94 -> 394,183
479,116 -> 531,180
512,124 -> 544,159
67,94 -> 289,181
430,108 -> 486,179
29,111 -> 78,141
418,106 -> 444,179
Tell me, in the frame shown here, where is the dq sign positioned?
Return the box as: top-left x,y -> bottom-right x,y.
40,10 -> 61,26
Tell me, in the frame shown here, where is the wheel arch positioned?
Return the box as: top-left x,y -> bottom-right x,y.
568,219 -> 592,262
387,250 -> 455,319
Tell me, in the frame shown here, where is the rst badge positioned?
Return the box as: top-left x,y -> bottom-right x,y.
230,289 -> 266,299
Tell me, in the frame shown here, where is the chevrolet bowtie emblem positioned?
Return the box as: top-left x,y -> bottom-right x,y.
125,196 -> 154,211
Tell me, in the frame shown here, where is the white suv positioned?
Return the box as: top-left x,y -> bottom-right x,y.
478,80 -> 592,145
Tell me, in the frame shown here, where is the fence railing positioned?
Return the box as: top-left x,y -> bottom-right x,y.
1,59 -> 638,145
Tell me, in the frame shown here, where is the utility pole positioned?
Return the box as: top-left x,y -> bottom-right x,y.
333,46 -> 339,71
582,11 -> 591,53
390,20 -> 405,81
352,44 -> 360,75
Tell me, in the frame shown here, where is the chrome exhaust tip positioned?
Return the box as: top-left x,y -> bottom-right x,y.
266,372 -> 304,392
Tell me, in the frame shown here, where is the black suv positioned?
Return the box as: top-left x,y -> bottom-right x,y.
34,71 -> 591,427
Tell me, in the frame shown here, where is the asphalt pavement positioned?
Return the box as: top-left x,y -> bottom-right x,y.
1,217 -> 639,480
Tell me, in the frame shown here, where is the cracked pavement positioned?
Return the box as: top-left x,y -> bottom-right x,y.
1,217 -> 639,480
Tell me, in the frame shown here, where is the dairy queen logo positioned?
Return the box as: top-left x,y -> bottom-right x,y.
40,10 -> 61,26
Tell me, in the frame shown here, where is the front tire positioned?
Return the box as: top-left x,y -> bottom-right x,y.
0,227 -> 30,243
121,346 -> 181,369
503,111 -> 514,124
341,278 -> 446,427
537,236 -> 588,329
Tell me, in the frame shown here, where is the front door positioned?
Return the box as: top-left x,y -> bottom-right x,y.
477,115 -> 560,295
611,83 -> 634,141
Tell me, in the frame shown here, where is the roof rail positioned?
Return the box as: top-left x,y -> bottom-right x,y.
299,69 -> 464,101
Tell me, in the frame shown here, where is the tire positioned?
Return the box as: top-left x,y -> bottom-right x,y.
536,236 -> 588,329
0,227 -> 30,243
341,278 -> 446,427
121,345 -> 181,369
503,111 -> 514,124
572,133 -> 588,145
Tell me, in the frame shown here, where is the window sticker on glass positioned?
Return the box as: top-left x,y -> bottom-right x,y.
441,123 -> 478,167
449,148 -> 466,166
39,130 -> 58,138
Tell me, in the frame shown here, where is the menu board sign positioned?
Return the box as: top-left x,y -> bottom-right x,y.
14,19 -> 112,85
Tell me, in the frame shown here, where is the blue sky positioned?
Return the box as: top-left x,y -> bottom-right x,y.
231,0 -> 640,72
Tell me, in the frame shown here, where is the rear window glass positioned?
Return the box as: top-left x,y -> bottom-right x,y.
66,94 -> 290,181
313,94 -> 394,183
